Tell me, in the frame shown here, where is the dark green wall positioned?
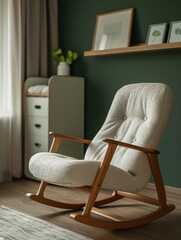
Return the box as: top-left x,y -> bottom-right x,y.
59,0 -> 181,188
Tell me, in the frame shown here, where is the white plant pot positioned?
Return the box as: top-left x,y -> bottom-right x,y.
57,62 -> 70,76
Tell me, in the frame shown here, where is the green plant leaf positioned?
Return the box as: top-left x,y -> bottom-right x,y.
52,58 -> 57,66
59,55 -> 65,62
66,57 -> 72,65
52,48 -> 77,65
52,48 -> 63,65
55,48 -> 62,55
52,55 -> 58,66
67,50 -> 73,58
52,48 -> 62,56
72,52 -> 78,60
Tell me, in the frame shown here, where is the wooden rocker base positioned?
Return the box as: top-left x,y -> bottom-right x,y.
71,204 -> 175,229
26,193 -> 86,209
26,187 -> 123,210
27,186 -> 175,229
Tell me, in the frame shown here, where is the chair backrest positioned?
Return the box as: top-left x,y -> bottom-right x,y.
84,83 -> 173,189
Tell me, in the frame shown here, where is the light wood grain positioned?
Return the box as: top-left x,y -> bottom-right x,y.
25,93 -> 49,97
49,132 -> 91,145
84,42 -> 181,57
104,138 -> 160,154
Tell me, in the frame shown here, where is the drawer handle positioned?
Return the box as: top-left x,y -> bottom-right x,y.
34,105 -> 41,109
34,143 -> 41,148
34,124 -> 41,128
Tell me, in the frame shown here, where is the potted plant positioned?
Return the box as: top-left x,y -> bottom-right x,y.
52,48 -> 78,76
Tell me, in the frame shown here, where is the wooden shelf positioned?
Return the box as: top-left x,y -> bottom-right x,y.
84,42 -> 181,57
26,93 -> 48,97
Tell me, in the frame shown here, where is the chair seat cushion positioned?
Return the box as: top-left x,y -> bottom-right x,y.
29,152 -> 148,193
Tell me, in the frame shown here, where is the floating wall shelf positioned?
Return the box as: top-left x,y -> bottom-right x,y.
84,42 -> 181,57
26,93 -> 48,97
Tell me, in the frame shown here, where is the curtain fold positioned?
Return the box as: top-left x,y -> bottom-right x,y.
25,0 -> 58,77
10,0 -> 24,178
0,0 -> 58,182
0,0 -> 13,182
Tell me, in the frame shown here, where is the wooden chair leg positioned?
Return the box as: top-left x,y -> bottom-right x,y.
26,180 -> 87,209
148,153 -> 168,209
37,180 -> 47,197
82,143 -> 117,217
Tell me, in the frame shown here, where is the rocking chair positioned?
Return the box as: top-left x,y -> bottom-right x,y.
27,83 -> 175,229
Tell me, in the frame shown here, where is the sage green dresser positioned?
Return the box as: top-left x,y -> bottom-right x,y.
24,76 -> 84,179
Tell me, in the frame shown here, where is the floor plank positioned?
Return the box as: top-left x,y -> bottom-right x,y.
0,178 -> 180,240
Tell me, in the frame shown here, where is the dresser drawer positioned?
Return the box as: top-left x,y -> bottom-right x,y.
26,116 -> 48,136
26,97 -> 48,117
26,134 -> 49,154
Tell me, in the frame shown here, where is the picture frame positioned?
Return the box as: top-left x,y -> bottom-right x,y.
146,23 -> 167,45
92,8 -> 134,51
167,21 -> 181,43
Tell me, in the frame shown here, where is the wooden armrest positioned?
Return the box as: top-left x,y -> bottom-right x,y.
49,132 -> 91,144
103,138 -> 159,154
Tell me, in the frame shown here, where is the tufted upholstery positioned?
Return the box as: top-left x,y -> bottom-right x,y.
29,83 -> 173,193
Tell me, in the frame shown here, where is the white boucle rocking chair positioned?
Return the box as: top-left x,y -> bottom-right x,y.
27,83 -> 175,229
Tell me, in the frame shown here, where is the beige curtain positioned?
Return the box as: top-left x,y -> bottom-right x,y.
0,0 -> 58,182
24,0 -> 58,77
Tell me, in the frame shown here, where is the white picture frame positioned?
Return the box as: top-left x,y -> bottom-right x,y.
167,21 -> 181,43
92,8 -> 134,51
146,23 -> 167,45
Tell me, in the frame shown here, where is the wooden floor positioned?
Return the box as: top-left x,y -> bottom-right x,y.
0,178 -> 180,240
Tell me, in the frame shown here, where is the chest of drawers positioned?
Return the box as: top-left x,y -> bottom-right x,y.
24,76 -> 84,179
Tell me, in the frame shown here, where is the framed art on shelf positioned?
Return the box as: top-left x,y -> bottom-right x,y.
92,8 -> 134,51
146,23 -> 167,45
167,21 -> 181,43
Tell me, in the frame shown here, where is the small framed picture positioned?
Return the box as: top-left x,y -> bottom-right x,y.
92,8 -> 134,51
167,21 -> 181,43
146,23 -> 167,45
